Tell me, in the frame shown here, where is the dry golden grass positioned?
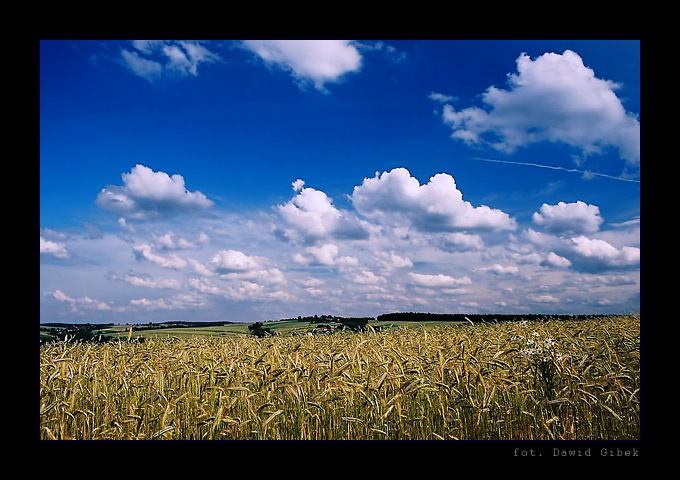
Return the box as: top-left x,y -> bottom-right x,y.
40,315 -> 639,440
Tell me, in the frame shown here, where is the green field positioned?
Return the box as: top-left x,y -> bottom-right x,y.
40,318 -> 457,342
40,314 -> 640,441
41,313 -> 601,343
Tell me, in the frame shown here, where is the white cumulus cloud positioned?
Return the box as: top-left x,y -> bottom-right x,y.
132,243 -> 188,269
209,249 -> 265,273
568,236 -> 640,272
240,40 -> 362,92
277,183 -> 368,242
375,251 -> 414,270
476,264 -> 519,275
154,231 -> 209,250
96,164 -> 214,220
408,272 -> 472,288
438,232 -> 484,252
543,252 -> 572,268
532,201 -> 603,235
118,272 -> 181,290
528,294 -> 561,304
351,167 -> 516,232
129,295 -> 204,311
439,50 -> 640,166
40,236 -> 69,259
51,290 -> 111,311
352,270 -> 386,285
293,243 -> 359,267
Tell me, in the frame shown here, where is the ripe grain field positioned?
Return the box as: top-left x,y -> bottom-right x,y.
39,315 -> 640,440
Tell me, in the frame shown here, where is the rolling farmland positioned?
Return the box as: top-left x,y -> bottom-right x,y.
39,314 -> 640,441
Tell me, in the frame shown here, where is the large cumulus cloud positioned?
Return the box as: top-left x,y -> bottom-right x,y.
440,50 -> 640,167
350,167 -> 516,233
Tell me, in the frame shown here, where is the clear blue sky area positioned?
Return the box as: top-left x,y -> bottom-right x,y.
40,39 -> 640,323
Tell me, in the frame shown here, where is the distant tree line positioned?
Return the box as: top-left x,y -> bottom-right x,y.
293,314 -> 338,323
41,323 -> 115,343
294,315 -> 372,325
296,315 -> 371,331
132,321 -> 235,332
376,312 -> 604,323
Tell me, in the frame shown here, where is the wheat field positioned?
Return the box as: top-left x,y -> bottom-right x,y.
39,315 -> 640,440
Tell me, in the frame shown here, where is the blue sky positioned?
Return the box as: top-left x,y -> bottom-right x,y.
40,39 -> 640,323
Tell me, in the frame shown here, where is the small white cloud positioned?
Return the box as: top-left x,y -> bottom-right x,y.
532,201 -> 603,235
293,243 -> 359,267
543,252 -> 572,268
131,40 -> 165,55
336,256 -> 360,267
130,298 -> 166,309
210,249 -> 264,273
187,258 -> 214,277
119,272 -> 181,290
188,277 -> 223,295
42,228 -> 68,240
133,243 -> 188,269
408,272 -> 472,288
354,41 -> 406,63
376,251 -> 413,270
292,179 -> 305,191
352,270 -> 385,285
584,274 -> 635,287
428,92 -> 457,103
301,244 -> 337,265
50,290 -> 111,311
96,164 -> 214,220
129,292 -> 207,311
164,41 -> 220,77
476,264 -> 519,275
298,277 -> 324,288
521,228 -> 563,251
610,217 -> 640,229
153,231 -> 209,250
240,40 -> 362,92
121,40 -> 220,82
438,232 -> 484,252
118,217 -> 135,232
568,236 -> 640,272
120,49 -> 163,82
219,267 -> 286,287
528,294 -> 561,304
40,236 -> 69,259
52,289 -> 75,303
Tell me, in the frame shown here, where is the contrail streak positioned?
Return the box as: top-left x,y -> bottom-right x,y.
467,157 -> 640,183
